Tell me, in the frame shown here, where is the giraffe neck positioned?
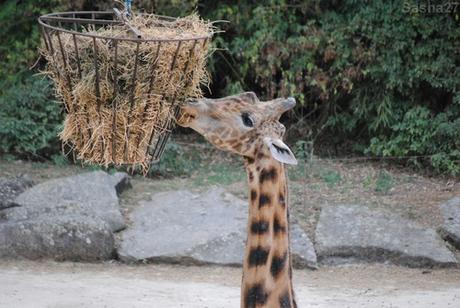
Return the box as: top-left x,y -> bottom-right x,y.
241,157 -> 296,308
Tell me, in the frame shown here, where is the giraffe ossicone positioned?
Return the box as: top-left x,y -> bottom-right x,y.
177,92 -> 298,308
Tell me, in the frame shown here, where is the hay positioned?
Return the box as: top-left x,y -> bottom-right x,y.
41,12 -> 213,172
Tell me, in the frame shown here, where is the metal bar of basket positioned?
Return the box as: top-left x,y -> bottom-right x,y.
43,27 -> 56,67
145,41 -> 182,161
72,34 -> 82,79
133,42 -> 162,157
147,42 -> 162,94
56,31 -> 86,150
129,42 -> 141,109
56,31 -> 73,93
111,40 -> 119,163
43,27 -> 70,114
170,41 -> 182,72
92,37 -> 101,107
70,33 -> 90,152
43,11 -> 177,20
171,39 -> 198,116
39,18 -> 211,43
72,13 -> 77,31
154,39 -> 200,161
152,128 -> 171,161
41,16 -> 121,26
113,8 -> 142,39
123,41 -> 141,161
92,36 -> 104,156
73,32 -> 92,148
39,25 -> 50,52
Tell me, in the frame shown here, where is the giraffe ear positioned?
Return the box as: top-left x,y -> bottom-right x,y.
263,138 -> 298,165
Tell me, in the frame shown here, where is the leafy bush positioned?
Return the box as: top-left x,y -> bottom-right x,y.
186,0 -> 460,175
149,141 -> 201,177
0,76 -> 63,158
0,0 -> 62,85
1,0 -> 458,175
374,170 -> 394,194
368,106 -> 460,175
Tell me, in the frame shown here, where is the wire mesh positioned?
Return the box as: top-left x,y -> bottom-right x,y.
38,10 -> 212,168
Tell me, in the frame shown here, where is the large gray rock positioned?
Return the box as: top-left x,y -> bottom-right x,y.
117,187 -> 317,269
291,223 -> 318,268
0,171 -> 129,261
0,215 -> 114,261
2,171 -> 129,232
439,197 -> 460,249
0,175 -> 34,210
315,205 -> 457,267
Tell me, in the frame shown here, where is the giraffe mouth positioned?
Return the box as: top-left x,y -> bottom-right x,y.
176,98 -> 205,126
176,103 -> 199,126
176,110 -> 196,126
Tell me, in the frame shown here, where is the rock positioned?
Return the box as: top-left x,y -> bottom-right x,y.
0,171 -> 128,261
0,175 -> 34,210
188,232 -> 245,266
0,214 -> 114,261
438,197 -> 460,249
315,205 -> 457,268
117,187 -> 317,269
2,171 -> 128,232
110,172 -> 132,195
117,188 -> 246,264
291,223 -> 318,269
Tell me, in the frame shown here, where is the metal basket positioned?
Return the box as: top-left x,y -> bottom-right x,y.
38,10 -> 211,167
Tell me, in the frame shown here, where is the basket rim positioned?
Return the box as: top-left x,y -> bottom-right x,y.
38,10 -> 213,43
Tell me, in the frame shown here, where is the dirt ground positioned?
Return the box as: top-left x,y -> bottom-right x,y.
0,260 -> 459,308
1,151 -> 459,307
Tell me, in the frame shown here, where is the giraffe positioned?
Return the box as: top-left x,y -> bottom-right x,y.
177,91 -> 298,308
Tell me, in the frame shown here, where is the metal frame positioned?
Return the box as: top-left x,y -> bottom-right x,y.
39,11 -> 212,165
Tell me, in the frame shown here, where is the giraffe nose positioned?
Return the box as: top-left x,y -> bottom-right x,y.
184,98 -> 208,112
284,97 -> 296,110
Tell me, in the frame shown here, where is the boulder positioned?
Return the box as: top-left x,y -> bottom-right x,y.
0,175 -> 34,210
117,187 -> 317,269
438,197 -> 460,249
0,214 -> 114,261
315,205 -> 457,267
2,171 -> 128,232
0,171 -> 129,261
291,223 -> 318,268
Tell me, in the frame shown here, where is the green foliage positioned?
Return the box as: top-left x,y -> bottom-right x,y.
0,76 -> 63,158
374,170 -> 394,194
149,141 -> 245,184
368,106 -> 460,175
190,0 -> 459,175
320,169 -> 342,187
51,153 -> 69,166
192,163 -> 245,187
149,141 -> 201,177
294,140 -> 313,161
0,0 -> 62,86
1,0 -> 458,176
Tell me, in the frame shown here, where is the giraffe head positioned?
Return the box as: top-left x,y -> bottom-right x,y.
177,92 -> 297,165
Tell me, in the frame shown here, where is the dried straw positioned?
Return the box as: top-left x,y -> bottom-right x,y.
41,13 -> 213,172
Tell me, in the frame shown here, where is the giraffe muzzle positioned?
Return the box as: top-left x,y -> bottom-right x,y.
283,97 -> 296,111
177,98 -> 207,126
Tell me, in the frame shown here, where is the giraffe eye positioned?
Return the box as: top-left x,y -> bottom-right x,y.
241,112 -> 254,127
